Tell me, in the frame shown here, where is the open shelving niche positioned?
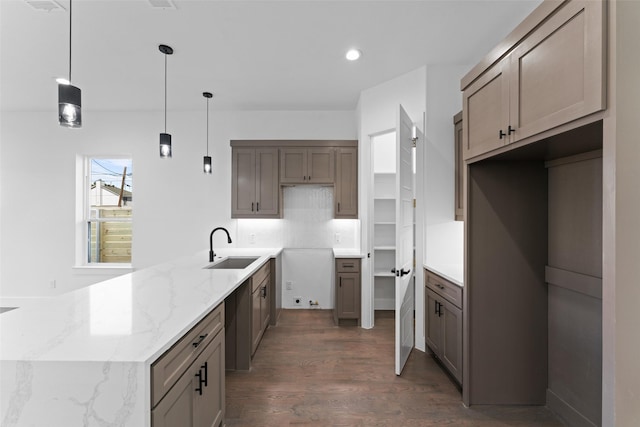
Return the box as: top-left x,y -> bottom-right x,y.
373,172 -> 396,310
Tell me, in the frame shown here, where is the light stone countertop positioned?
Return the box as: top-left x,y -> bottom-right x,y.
332,248 -> 365,258
424,262 -> 464,287
0,248 -> 282,426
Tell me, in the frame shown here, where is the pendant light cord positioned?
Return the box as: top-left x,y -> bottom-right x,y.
164,54 -> 167,133
206,98 -> 209,156
68,0 -> 72,82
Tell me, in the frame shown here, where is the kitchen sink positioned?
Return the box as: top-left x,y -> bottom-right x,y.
204,256 -> 259,270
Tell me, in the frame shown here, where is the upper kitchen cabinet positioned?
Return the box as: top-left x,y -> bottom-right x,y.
462,0 -> 606,161
335,147 -> 358,219
231,147 -> 279,218
280,147 -> 335,184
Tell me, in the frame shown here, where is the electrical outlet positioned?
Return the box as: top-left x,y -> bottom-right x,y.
335,232 -> 341,243
249,233 -> 256,244
293,296 -> 302,306
286,281 -> 293,290
50,280 -> 56,289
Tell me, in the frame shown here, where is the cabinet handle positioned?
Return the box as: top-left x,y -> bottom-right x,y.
256,202 -> 259,212
338,202 -> 341,212
303,176 -> 306,181
508,125 -> 516,135
201,361 -> 208,387
192,333 -> 208,348
262,286 -> 267,298
339,277 -> 342,287
195,370 -> 204,395
499,129 -> 506,139
251,202 -> 254,212
308,176 -> 311,181
438,302 -> 443,317
434,300 -> 439,315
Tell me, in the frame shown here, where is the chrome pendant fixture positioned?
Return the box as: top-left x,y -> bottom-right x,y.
203,92 -> 213,174
58,0 -> 81,128
159,44 -> 174,158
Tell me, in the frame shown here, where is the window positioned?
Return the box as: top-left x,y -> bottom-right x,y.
81,157 -> 133,265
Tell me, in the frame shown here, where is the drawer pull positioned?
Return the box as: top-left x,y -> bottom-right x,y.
343,263 -> 354,267
192,333 -> 208,348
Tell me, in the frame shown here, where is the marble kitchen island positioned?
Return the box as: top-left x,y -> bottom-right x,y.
0,248 -> 282,427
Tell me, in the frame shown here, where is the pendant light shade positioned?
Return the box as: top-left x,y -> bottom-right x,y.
58,83 -> 82,128
203,92 -> 213,174
159,44 -> 173,158
203,156 -> 212,173
58,0 -> 81,128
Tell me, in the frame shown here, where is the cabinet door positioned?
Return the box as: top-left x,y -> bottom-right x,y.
335,147 -> 358,218
280,148 -> 307,184
509,0 -> 605,142
425,289 -> 442,355
462,58 -> 510,160
231,148 -> 257,217
255,148 -> 279,217
440,299 -> 463,384
151,362 -> 198,427
251,287 -> 262,356
195,330 -> 225,427
454,113 -> 463,221
307,148 -> 335,184
337,272 -> 360,319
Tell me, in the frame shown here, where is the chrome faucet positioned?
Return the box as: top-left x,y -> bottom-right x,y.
209,227 -> 232,262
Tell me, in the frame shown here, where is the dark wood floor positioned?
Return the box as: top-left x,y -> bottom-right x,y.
225,310 -> 564,427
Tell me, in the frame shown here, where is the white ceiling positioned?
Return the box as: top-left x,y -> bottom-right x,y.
0,0 -> 541,113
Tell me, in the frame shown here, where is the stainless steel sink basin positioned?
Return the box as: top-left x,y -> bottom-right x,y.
204,256 -> 259,270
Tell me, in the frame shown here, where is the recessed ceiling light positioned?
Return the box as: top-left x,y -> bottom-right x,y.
346,49 -> 362,61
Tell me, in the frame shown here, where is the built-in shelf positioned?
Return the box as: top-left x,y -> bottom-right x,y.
373,172 -> 396,310
374,271 -> 395,277
374,246 -> 395,251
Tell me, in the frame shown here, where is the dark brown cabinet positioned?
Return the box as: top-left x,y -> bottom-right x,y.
334,258 -> 361,325
151,304 -> 225,427
335,147 -> 358,219
280,147 -> 335,184
454,111 -> 463,221
425,269 -> 462,384
231,147 -> 279,218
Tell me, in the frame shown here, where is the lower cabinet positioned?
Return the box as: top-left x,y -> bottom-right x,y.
334,258 -> 361,325
425,269 -> 463,384
151,303 -> 225,427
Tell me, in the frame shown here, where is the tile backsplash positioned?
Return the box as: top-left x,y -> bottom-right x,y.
235,186 -> 359,249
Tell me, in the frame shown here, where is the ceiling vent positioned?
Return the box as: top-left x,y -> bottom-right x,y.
23,0 -> 65,12
148,0 -> 176,9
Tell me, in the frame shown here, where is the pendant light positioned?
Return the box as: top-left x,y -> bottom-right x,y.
58,0 -> 81,128
159,44 -> 174,158
203,92 -> 213,174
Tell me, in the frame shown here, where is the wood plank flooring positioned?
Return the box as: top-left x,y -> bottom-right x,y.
225,310 -> 564,427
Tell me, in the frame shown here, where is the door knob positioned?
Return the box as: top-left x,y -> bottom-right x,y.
400,268 -> 411,277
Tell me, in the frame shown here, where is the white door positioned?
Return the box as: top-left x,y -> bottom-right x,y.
395,105 -> 415,375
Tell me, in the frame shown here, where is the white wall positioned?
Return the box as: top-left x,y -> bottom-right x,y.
0,109 -> 355,302
423,64 -> 468,274
357,66 -> 426,330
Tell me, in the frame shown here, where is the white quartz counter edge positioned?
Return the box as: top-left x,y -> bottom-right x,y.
424,263 -> 464,287
332,248 -> 365,258
0,248 -> 282,364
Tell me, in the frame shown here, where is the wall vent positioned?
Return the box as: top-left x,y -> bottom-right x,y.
148,0 -> 176,9
24,0 -> 65,12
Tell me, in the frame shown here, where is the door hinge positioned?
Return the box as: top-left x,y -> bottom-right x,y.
413,198 -> 416,208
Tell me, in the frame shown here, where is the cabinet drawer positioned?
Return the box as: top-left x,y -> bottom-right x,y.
151,303 -> 224,408
425,270 -> 462,309
336,258 -> 360,273
251,261 -> 270,292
